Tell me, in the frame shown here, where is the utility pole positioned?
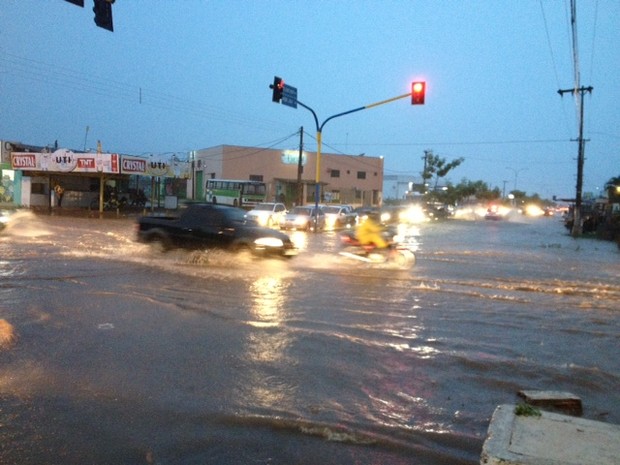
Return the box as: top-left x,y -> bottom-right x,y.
422,150 -> 431,193
296,127 -> 304,206
558,85 -> 593,236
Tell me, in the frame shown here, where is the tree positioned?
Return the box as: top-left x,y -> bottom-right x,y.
421,150 -> 464,191
427,179 -> 500,205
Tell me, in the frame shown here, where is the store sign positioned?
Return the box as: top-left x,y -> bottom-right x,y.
147,159 -> 170,177
11,150 -> 188,178
11,153 -> 37,169
11,150 -> 120,174
50,149 -> 78,172
281,149 -> 306,166
121,156 -> 147,174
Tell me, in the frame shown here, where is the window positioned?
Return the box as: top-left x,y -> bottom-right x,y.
32,182 -> 46,195
249,174 -> 263,182
330,169 -> 340,178
357,171 -> 366,180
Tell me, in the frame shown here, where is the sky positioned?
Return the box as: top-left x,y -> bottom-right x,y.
1,0 -> 619,199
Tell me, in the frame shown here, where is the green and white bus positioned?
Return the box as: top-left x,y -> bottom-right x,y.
205,179 -> 266,208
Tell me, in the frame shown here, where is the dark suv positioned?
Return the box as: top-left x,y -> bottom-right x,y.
137,203 -> 297,258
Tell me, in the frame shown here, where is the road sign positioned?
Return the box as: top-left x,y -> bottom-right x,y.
282,85 -> 298,108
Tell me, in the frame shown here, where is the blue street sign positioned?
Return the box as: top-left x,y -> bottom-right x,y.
282,85 -> 298,108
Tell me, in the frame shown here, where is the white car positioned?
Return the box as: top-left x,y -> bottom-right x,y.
322,205 -> 357,230
245,202 -> 287,228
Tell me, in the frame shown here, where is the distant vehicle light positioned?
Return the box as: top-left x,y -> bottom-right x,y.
399,205 -> 427,223
525,204 -> 544,217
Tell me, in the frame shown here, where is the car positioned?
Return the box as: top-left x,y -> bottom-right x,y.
136,203 -> 297,258
279,206 -> 326,231
245,202 -> 287,228
322,205 -> 357,230
484,205 -> 503,220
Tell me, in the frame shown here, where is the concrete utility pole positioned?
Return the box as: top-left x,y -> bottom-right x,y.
558,85 -> 593,237
558,0 -> 592,237
296,127 -> 304,206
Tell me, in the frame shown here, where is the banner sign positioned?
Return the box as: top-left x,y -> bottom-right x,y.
121,155 -> 190,178
11,150 -> 189,178
11,150 -> 119,174
281,149 -> 306,166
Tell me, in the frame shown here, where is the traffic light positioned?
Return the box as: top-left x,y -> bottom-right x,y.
270,76 -> 284,103
93,0 -> 114,32
411,81 -> 426,105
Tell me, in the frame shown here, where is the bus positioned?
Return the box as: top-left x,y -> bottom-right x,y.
205,179 -> 266,208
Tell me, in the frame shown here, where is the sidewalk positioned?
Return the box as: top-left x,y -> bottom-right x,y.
481,404 -> 620,465
31,205 -> 150,220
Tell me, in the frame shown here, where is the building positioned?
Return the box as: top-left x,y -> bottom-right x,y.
383,174 -> 424,201
1,140 -> 384,210
1,140 -> 189,210
190,145 -> 384,207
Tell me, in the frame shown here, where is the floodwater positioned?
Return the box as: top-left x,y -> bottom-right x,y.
0,211 -> 618,465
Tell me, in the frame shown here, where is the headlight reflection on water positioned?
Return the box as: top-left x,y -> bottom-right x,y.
242,276 -> 298,409
249,276 -> 287,329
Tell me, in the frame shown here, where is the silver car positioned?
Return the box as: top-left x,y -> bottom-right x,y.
279,206 -> 325,231
245,202 -> 287,228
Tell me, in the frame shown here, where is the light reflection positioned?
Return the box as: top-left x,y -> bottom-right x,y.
240,275 -> 297,410
249,276 -> 286,328
287,231 -> 310,251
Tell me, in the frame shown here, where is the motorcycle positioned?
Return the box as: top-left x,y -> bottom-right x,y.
338,226 -> 416,269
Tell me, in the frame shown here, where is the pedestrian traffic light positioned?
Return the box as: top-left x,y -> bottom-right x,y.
270,76 -> 284,103
93,0 -> 114,32
411,81 -> 426,105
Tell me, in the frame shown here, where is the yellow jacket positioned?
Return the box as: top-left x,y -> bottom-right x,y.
355,218 -> 388,248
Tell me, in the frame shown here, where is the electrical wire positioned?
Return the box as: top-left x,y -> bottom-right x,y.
0,51 -> 286,134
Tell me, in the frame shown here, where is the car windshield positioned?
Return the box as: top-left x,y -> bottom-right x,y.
322,206 -> 341,214
291,207 -> 311,216
224,207 -> 251,223
253,203 -> 274,211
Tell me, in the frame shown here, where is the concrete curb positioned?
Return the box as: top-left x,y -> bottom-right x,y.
480,404 -> 620,465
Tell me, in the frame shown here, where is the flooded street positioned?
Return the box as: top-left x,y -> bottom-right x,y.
1,212 -> 619,465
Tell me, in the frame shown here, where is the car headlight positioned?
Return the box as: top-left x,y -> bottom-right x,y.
255,237 -> 284,248
251,213 -> 270,226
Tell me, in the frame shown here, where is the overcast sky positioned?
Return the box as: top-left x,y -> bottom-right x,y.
1,0 -> 618,198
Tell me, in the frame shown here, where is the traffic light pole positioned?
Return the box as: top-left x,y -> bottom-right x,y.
295,92 -> 412,229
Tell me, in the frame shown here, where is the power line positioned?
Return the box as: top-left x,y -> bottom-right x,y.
0,51 -> 284,133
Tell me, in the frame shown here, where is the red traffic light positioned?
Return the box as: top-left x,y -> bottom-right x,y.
411,81 -> 426,105
270,76 -> 285,103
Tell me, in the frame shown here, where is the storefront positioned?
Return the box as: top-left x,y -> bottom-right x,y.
9,149 -> 190,211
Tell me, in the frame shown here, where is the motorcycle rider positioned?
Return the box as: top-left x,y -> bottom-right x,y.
355,212 -> 388,250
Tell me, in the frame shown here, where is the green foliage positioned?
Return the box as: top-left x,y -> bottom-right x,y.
421,150 -> 464,190
604,176 -> 620,189
514,403 -> 542,417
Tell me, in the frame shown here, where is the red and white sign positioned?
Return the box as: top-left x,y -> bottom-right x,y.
121,156 -> 147,174
10,150 -> 120,174
11,150 -> 187,178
